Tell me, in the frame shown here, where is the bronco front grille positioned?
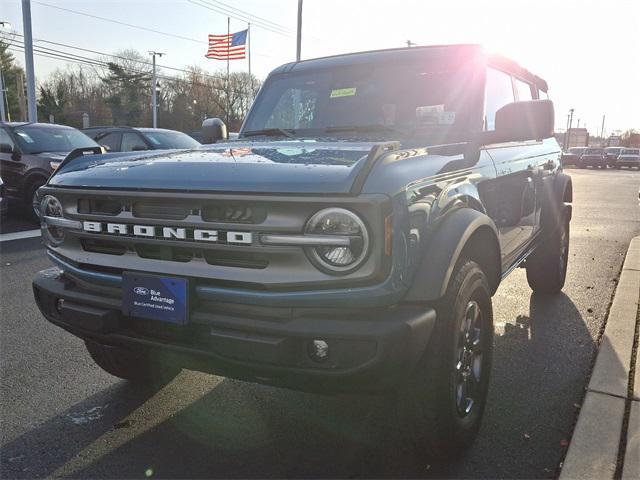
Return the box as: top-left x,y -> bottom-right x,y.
80,238 -> 269,269
77,198 -> 267,224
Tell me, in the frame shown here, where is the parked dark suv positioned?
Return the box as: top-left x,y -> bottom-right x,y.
616,148 -> 640,169
604,146 -> 623,167
580,147 -> 607,169
0,122 -> 101,219
83,126 -> 201,152
33,45 -> 571,460
561,146 -> 587,167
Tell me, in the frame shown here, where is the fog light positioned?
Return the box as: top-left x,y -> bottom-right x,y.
55,298 -> 65,313
308,339 -> 329,363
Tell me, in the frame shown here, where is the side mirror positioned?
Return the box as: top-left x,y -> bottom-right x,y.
0,143 -> 14,154
101,144 -> 111,152
201,118 -> 228,144
488,99 -> 555,144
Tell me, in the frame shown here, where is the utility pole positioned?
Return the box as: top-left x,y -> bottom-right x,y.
565,108 -> 574,150
600,114 -> 606,145
21,0 -> 37,122
149,51 -> 164,128
0,66 -> 6,122
296,0 -> 303,61
16,72 -> 27,121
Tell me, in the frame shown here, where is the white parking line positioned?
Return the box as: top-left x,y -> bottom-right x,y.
0,229 -> 41,243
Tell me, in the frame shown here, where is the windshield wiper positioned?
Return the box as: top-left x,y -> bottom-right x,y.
243,128 -> 297,139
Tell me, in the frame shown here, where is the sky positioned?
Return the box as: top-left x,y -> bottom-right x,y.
1,0 -> 639,134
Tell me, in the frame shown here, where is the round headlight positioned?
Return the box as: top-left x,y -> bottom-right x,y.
40,195 -> 65,245
304,208 -> 369,274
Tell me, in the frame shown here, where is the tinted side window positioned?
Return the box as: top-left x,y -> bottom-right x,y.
0,128 -> 14,148
514,78 -> 533,101
484,68 -> 514,131
121,132 -> 148,152
98,132 -> 122,152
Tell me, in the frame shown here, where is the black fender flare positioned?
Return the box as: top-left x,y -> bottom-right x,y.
22,171 -> 50,201
403,208 -> 501,302
540,171 -> 572,233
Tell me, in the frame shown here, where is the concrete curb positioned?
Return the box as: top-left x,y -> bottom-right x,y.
560,236 -> 640,480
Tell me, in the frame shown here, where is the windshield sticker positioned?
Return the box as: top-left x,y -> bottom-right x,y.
415,105 -> 455,125
16,131 -> 35,143
330,87 -> 357,99
438,111 -> 456,125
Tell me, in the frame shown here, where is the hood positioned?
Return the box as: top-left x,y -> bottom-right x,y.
35,152 -> 73,161
48,140 -> 382,194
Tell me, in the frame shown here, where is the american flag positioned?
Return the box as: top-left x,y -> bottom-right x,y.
206,29 -> 248,60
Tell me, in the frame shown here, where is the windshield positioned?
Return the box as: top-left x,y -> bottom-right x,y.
621,149 -> 640,155
12,125 -> 98,154
142,131 -> 201,149
606,148 -> 621,154
243,64 -> 478,142
585,148 -> 603,154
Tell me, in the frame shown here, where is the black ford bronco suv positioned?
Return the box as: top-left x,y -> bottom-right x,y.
33,45 -> 572,459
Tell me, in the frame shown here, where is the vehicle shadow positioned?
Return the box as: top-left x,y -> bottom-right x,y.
0,291 -> 622,479
0,382 -> 165,479
425,291 -> 613,479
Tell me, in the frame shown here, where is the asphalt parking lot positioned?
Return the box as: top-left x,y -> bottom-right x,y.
1,168 -> 638,479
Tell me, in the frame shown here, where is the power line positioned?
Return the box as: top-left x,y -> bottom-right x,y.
206,0 -> 291,32
188,0 -> 291,36
33,1 -> 203,44
32,1 -> 276,58
7,43 -> 249,93
10,32 -> 228,82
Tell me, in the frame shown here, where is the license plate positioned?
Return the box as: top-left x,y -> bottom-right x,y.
122,272 -> 188,325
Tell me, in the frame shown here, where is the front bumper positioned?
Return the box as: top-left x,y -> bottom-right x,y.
616,159 -> 640,167
33,267 -> 436,393
581,157 -> 605,167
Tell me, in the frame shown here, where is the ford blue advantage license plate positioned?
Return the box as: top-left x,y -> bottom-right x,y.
122,272 -> 188,325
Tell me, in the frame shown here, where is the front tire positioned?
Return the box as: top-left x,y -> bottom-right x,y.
394,260 -> 494,460
526,206 -> 570,294
85,340 -> 180,384
24,179 -> 45,222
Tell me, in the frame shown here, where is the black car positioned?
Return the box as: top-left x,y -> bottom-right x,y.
0,122 -> 101,220
0,177 -> 8,217
83,126 -> 201,152
561,146 -> 587,167
34,44 -> 571,459
580,147 -> 607,169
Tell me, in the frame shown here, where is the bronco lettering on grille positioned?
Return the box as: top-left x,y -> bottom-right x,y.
82,221 -> 253,244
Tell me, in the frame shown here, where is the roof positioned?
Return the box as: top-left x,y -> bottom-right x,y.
270,43 -> 549,92
82,126 -> 185,134
0,121 -> 77,129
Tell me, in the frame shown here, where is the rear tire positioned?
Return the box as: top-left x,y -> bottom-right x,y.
85,340 -> 180,384
393,260 -> 493,461
526,206 -> 570,294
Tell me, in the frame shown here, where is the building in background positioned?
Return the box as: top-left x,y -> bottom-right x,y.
566,128 -> 589,148
608,135 -> 622,147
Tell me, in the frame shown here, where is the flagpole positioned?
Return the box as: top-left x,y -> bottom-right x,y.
248,22 -> 252,95
226,16 -> 230,127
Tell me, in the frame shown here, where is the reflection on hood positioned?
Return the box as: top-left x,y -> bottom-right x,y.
49,140 -> 381,194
